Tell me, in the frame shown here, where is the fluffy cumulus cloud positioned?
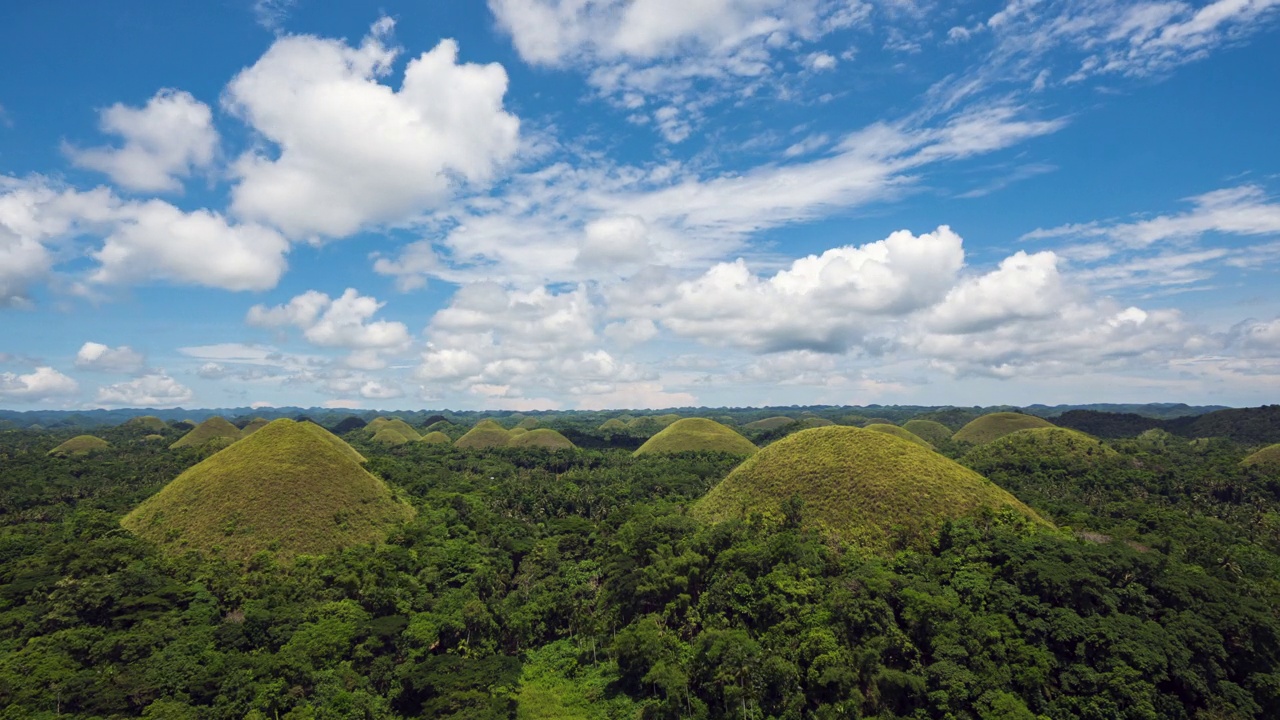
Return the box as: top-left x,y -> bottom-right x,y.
248,289 -> 411,369
75,342 -> 147,374
94,374 -> 195,407
0,180 -> 117,306
0,367 -> 79,402
64,89 -> 218,192
638,226 -> 965,352
224,18 -> 520,239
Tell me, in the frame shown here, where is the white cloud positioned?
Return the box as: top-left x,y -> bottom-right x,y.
197,362 -> 228,379
247,288 -> 411,351
805,51 -> 838,70
0,367 -> 79,402
925,250 -> 1067,334
94,373 -> 195,407
572,381 -> 697,410
75,342 -> 147,374
64,89 -> 218,193
224,19 -> 520,239
1228,316 -> 1280,353
253,0 -> 297,30
0,180 -> 117,306
359,380 -> 404,400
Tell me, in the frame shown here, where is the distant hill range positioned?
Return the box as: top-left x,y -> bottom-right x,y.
1053,405 -> 1280,444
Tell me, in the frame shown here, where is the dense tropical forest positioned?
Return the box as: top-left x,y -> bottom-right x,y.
1,405 -> 1279,719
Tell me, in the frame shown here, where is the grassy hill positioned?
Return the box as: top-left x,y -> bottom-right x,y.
954,412 -> 1056,445
1243,443 -> 1280,467
122,419 -> 411,563
633,418 -> 757,457
170,417 -> 243,449
963,428 -> 1117,471
331,416 -> 369,435
509,428 -> 576,450
420,431 -> 452,445
744,416 -> 796,431
48,435 -> 111,456
371,428 -> 411,446
798,417 -> 835,428
516,417 -> 541,430
122,416 -> 168,432
240,418 -> 270,436
864,423 -> 932,448
693,426 -> 1047,549
598,418 -> 628,431
456,420 -> 512,450
366,417 -> 421,441
903,419 -> 953,445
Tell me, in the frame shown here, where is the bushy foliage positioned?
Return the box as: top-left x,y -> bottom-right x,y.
954,413 -> 1056,445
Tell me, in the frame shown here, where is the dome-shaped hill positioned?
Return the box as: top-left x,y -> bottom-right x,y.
240,418 -> 270,436
693,427 -> 1047,548
515,417 -> 540,430
509,427 -> 529,437
143,434 -> 165,442
903,419 -> 953,446
366,417 -> 421,441
599,418 -> 629,431
509,428 -> 576,450
962,427 -> 1116,470
744,416 -> 795,430
864,423 -> 932,448
953,412 -> 1055,445
420,431 -> 451,445
627,414 -> 682,430
331,416 -> 369,435
634,418 -> 757,457
371,428 -> 410,446
1243,443 -> 1280,467
122,419 -> 409,563
456,420 -> 511,450
123,415 -> 168,432
171,417 -> 243,449
798,417 -> 835,428
48,435 -> 111,456
425,420 -> 454,432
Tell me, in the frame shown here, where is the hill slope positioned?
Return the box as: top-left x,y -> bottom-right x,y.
48,435 -> 111,456
1242,443 -> 1280,467
903,419 -> 953,445
633,418 -> 757,457
693,426 -> 1046,548
509,428 -> 576,450
122,419 -> 410,562
954,413 -> 1055,445
366,417 -> 421,441
864,423 -> 932,448
170,417 -> 243,449
456,420 -> 512,450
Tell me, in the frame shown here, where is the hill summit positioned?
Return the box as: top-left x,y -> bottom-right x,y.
953,412 -> 1056,445
693,426 -> 1046,549
633,418 -> 757,457
170,416 -> 243,449
122,419 -> 411,563
48,435 -> 110,456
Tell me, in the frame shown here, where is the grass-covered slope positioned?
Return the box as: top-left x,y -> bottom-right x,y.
954,412 -> 1056,445
420,431 -> 452,445
122,415 -> 169,432
744,416 -> 795,430
903,419 -> 953,445
122,419 -> 410,562
240,418 -> 270,436
962,428 -> 1117,478
598,418 -> 629,431
693,426 -> 1047,548
798,417 -> 835,428
366,417 -> 421,441
633,418 -> 757,457
1243,443 -> 1280,467
170,417 -> 243,449
456,420 -> 512,450
863,423 -> 933,448
509,429 -> 576,450
48,435 -> 111,456
516,417 -> 541,430
371,428 -> 410,446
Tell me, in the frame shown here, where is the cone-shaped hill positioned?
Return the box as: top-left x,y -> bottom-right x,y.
240,418 -> 270,436
123,415 -> 169,432
694,427 -> 1047,549
331,416 -> 369,435
170,417 -> 243,449
366,417 -> 421,441
903,419 -> 953,446
509,428 -> 576,450
634,418 -> 757,457
371,428 -> 411,446
456,419 -> 512,449
953,412 -> 1055,445
864,423 -> 933,448
962,428 -> 1116,474
420,431 -> 452,445
1243,443 -> 1280,467
744,416 -> 796,430
48,435 -> 111,456
598,418 -> 629,431
515,417 -> 541,430
122,419 -> 408,563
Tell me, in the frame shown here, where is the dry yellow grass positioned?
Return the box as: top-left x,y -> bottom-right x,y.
953,412 -> 1055,445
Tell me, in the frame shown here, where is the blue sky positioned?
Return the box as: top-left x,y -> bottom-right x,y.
2,0 -> 1279,411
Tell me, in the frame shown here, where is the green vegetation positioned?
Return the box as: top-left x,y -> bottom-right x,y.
598,418 -> 628,431
372,427 -> 411,446
122,419 -> 412,562
516,417 -> 541,430
122,415 -> 168,431
964,427 -> 1116,470
510,427 -> 529,437
743,416 -> 795,430
798,416 -> 834,428
903,418 -> 953,445
240,417 -> 270,435
1242,442 -> 1280,466
367,417 -> 422,441
170,416 -> 243,449
863,422 -> 932,448
420,431 -> 452,445
47,434 -> 110,456
633,418 -> 757,457
456,419 -> 513,449
953,411 -> 1056,444
626,413 -> 682,431
695,426 -> 1046,548
509,428 -> 576,450
425,419 -> 455,432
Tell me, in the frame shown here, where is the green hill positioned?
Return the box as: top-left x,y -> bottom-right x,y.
240,418 -> 270,436
963,427 -> 1116,470
798,417 -> 835,428
331,416 -> 369,435
509,427 -> 529,437
633,418 -> 757,457
48,435 -> 111,456
456,420 -> 512,450
122,415 -> 168,432
425,420 -> 454,432
371,428 -> 410,446
693,426 -> 1047,549
953,412 -> 1056,445
903,419 -> 953,445
516,417 -> 541,430
420,431 -> 452,445
627,414 -> 682,431
864,423 -> 932,448
1243,443 -> 1280,467
170,417 -> 243,449
366,417 -> 421,441
598,418 -> 628,431
509,429 -> 576,450
122,419 -> 410,563
744,416 -> 796,431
